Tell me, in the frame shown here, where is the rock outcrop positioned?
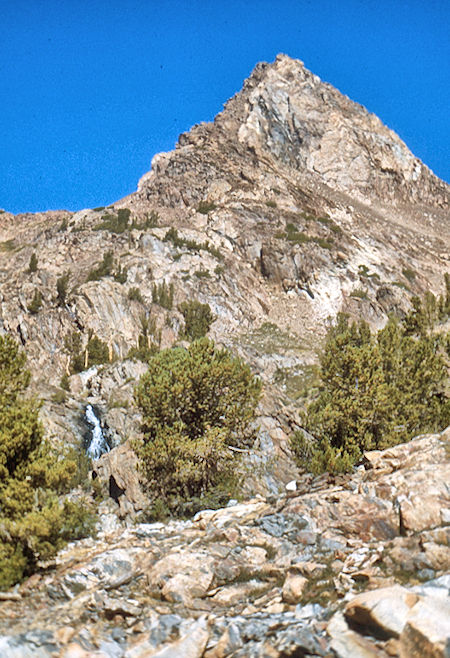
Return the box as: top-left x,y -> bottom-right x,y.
0,428 -> 449,656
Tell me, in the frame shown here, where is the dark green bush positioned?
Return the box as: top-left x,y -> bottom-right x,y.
64,331 -> 84,374
127,314 -> 159,362
87,251 -> 114,282
350,288 -> 368,300
28,289 -> 42,314
64,332 -> 109,372
113,264 -> 128,284
56,272 -> 70,306
128,287 -> 144,303
194,269 -> 211,279
132,210 -> 159,230
28,253 -> 38,273
163,228 -> 222,260
0,335 -> 96,589
402,267 -> 416,282
292,306 -> 450,475
134,338 -> 262,514
94,208 -> 131,234
197,200 -> 216,214
60,373 -> 70,391
152,281 -> 174,310
86,334 -> 109,367
179,300 -> 215,340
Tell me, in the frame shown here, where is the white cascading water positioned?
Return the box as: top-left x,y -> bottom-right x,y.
85,404 -> 110,460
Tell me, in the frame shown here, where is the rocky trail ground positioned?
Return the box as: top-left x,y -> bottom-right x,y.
1,429 -> 449,657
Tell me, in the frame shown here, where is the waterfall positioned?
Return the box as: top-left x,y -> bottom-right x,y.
85,404 -> 110,460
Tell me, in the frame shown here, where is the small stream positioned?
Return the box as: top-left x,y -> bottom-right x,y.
85,404 -> 110,460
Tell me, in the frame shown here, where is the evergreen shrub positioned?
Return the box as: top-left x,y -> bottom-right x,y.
0,335 -> 96,589
133,338 -> 261,516
292,294 -> 450,474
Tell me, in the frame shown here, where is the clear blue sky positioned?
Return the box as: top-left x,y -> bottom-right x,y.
1,0 -> 449,214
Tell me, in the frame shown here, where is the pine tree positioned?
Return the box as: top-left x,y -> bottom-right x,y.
134,338 -> 261,515
0,335 -> 95,589
294,310 -> 450,474
28,252 -> 38,273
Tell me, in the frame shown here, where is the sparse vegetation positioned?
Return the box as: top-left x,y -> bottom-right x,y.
278,222 -> 333,249
58,217 -> 68,232
64,331 -> 110,373
56,272 -> 70,306
197,200 -> 216,214
179,300 -> 215,340
94,208 -> 131,233
60,373 -> 70,391
152,281 -> 174,310
28,289 -> 42,314
350,288 -> 369,300
317,215 -> 342,236
113,263 -> 128,284
194,269 -> 211,279
131,210 -> 159,230
64,332 -> 85,374
51,389 -> 67,404
87,251 -> 114,282
402,267 -> 416,282
163,227 -> 222,260
28,252 -> 38,273
128,287 -> 144,303
127,313 -> 159,363
0,240 -> 16,252
127,335 -> 159,363
86,334 -> 109,367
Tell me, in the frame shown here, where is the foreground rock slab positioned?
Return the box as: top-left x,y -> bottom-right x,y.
0,429 -> 449,656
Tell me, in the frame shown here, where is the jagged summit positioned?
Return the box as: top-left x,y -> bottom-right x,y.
135,53 -> 449,210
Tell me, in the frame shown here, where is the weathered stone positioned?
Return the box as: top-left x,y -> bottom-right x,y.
148,552 -> 215,606
344,586 -> 419,638
399,598 -> 450,658
328,612 -> 389,657
92,441 -> 147,517
125,618 -> 208,658
282,573 -> 307,604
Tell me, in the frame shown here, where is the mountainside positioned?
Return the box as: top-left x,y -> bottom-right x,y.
1,55 -> 449,486
1,52 -> 450,657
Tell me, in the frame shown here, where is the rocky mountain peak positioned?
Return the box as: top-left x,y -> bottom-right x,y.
137,54 -> 449,210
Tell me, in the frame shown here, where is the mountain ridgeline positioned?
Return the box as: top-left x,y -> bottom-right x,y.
0,53 -> 449,656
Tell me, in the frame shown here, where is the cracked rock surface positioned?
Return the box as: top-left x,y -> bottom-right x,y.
0,428 -> 449,656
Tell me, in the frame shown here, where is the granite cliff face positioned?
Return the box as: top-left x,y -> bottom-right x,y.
137,54 -> 448,209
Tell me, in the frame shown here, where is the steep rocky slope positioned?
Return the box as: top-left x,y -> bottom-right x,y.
1,51 -> 450,657
0,428 -> 449,656
0,53 -> 449,482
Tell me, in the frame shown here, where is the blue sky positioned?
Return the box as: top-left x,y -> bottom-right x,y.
1,0 -> 449,214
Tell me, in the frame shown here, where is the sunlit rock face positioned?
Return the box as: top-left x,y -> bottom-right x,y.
0,54 -> 448,490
